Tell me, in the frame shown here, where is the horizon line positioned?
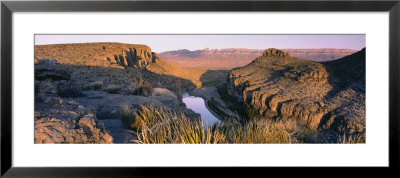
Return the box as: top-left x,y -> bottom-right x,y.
34,42 -> 365,53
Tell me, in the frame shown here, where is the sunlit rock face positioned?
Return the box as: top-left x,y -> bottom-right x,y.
35,42 -> 162,70
227,48 -> 365,135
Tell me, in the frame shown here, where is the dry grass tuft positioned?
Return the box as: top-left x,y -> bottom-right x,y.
132,105 -> 211,144
83,81 -> 103,90
210,118 -> 292,143
104,84 -> 122,94
338,133 -> 366,144
120,105 -> 142,130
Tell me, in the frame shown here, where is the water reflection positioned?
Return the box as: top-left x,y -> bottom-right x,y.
182,92 -> 221,126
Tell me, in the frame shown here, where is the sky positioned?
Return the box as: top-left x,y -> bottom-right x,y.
35,34 -> 365,53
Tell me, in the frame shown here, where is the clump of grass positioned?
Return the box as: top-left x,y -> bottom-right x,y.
56,83 -> 84,98
83,81 -> 103,91
212,118 -> 292,143
291,125 -> 320,143
128,105 -> 212,144
104,84 -> 121,94
128,105 -> 296,144
338,133 -> 366,144
120,104 -> 141,130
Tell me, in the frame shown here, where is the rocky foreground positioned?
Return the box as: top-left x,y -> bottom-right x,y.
34,43 -> 202,143
226,48 -> 365,138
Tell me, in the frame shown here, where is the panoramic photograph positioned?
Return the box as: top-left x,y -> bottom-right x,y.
34,34 -> 366,144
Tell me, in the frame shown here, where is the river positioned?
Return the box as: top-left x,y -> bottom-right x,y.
181,92 -> 221,126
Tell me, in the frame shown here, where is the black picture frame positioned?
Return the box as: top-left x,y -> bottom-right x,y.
1,0 -> 399,177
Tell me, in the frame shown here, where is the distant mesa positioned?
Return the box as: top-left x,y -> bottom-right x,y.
159,48 -> 357,62
159,47 -> 359,69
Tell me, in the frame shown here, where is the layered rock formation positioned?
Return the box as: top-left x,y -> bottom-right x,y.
226,48 -> 365,135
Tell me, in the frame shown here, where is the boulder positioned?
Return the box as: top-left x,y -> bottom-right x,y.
150,88 -> 178,100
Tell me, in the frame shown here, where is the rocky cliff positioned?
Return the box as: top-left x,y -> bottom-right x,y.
226,48 -> 365,136
35,43 -> 161,69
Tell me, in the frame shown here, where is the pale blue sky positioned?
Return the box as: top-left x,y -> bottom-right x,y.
35,34 -> 365,53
